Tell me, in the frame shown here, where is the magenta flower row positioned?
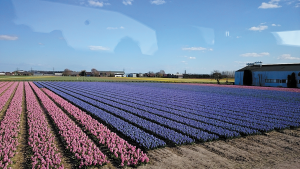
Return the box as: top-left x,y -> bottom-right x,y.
43,88 -> 149,167
0,83 -> 15,110
179,83 -> 300,93
0,82 -> 22,169
24,82 -> 64,169
29,82 -> 109,168
0,82 -> 18,113
0,82 -> 9,90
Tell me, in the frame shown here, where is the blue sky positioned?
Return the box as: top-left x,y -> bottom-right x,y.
0,0 -> 299,74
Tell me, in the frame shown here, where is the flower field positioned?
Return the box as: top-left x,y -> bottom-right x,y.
0,81 -> 299,168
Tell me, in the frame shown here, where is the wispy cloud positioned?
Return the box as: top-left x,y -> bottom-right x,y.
88,0 -> 110,7
181,61 -> 188,64
240,52 -> 270,57
150,0 -> 166,5
182,47 -> 213,51
295,0 -> 300,7
107,27 -> 118,30
277,54 -> 300,60
272,23 -> 281,26
259,0 -> 281,9
249,25 -> 268,31
225,31 -> 230,37
236,36 -> 242,38
38,42 -> 44,45
0,35 -> 18,40
107,26 -> 125,30
89,46 -> 110,51
123,0 -> 133,5
184,56 -> 196,59
234,61 -> 250,66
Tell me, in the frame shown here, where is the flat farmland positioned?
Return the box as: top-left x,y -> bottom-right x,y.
0,76 -> 234,84
0,81 -> 299,169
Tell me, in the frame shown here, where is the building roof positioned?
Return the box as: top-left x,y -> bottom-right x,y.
236,63 -> 300,72
98,71 -> 125,74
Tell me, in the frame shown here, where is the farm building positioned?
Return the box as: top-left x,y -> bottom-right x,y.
235,62 -> 300,88
128,73 -> 137,77
0,72 -> 5,76
97,71 -> 125,77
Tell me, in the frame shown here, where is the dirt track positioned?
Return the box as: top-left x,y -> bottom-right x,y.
115,129 -> 300,169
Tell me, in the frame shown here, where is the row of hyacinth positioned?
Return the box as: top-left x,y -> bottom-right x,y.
39,82 -> 195,145
37,82 -> 166,149
0,82 -> 13,98
66,84 -> 256,136
0,82 -> 21,169
0,83 -> 17,113
181,83 -> 300,93
74,83 -> 281,132
140,83 -> 300,113
65,84 -> 219,141
89,84 -> 295,130
0,82 -> 9,90
24,82 -> 64,169
94,83 -> 299,127
29,82 -> 109,168
50,83 -> 238,139
45,82 -> 246,137
44,82 -> 299,134
42,88 -> 149,167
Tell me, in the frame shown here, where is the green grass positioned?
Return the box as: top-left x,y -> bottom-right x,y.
0,76 -> 235,84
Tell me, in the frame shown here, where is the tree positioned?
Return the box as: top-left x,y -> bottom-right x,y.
79,70 -> 86,76
91,68 -> 100,77
63,69 -> 72,76
212,70 -> 222,84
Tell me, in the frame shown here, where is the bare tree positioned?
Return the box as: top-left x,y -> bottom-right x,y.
160,70 -> 165,74
63,69 -> 72,76
221,71 -> 235,78
91,68 -> 100,77
212,70 -> 222,84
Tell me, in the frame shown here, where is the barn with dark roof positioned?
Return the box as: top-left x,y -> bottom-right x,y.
235,63 -> 300,88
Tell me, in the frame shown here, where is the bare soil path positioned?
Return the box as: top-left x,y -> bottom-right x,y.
99,129 -> 300,169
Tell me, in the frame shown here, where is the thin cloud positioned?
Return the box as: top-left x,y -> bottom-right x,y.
182,47 -> 213,51
272,23 -> 281,26
150,0 -> 166,5
88,0 -> 109,7
107,26 -> 124,30
0,35 -> 18,40
240,52 -> 270,57
123,0 -> 133,5
225,31 -> 230,37
38,42 -> 44,45
296,0 -> 300,7
259,0 -> 282,9
89,46 -> 110,51
277,54 -> 300,60
234,61 -> 251,66
236,36 -> 242,38
181,61 -> 188,64
249,25 -> 268,31
107,27 -> 118,30
188,57 -> 196,59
